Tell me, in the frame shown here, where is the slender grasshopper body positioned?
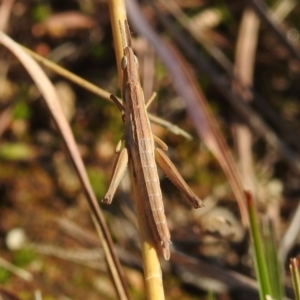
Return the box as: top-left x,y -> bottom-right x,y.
103,21 -> 203,260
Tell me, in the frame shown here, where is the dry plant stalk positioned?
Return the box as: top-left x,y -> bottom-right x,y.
102,20 -> 203,260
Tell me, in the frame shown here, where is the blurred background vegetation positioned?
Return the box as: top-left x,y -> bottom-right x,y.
0,0 -> 300,299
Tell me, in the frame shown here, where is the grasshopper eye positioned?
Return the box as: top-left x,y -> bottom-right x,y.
134,55 -> 139,68
121,56 -> 128,69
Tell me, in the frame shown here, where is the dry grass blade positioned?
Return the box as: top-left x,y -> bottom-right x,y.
233,7 -> 260,192
126,0 -> 248,226
234,7 -> 259,101
0,0 -> 14,139
166,44 -> 248,225
0,31 -> 130,300
272,0 -> 296,21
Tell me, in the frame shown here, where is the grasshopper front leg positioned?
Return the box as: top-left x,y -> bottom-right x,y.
101,94 -> 128,204
102,147 -> 128,204
155,148 -> 203,209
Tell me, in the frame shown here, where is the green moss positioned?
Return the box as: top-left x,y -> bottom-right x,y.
0,143 -> 34,161
155,61 -> 168,81
13,249 -> 36,267
87,167 -> 107,200
32,4 -> 51,22
13,101 -> 31,120
91,44 -> 110,61
0,267 -> 10,283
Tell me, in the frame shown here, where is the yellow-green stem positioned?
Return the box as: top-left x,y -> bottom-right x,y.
108,0 -> 165,298
108,0 -> 127,89
130,164 -> 165,299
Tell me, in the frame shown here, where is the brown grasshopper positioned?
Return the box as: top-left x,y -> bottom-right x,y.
102,20 -> 203,260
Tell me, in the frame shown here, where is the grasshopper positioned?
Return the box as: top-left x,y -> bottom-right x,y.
102,20 -> 203,260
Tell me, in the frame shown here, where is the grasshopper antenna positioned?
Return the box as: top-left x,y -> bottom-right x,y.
124,20 -> 132,48
118,20 -> 127,53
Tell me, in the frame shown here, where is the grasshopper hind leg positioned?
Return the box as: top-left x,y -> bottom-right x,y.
155,148 -> 203,209
153,135 -> 168,151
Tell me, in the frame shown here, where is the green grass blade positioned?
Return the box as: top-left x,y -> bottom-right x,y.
245,191 -> 273,300
263,218 -> 284,300
290,258 -> 300,300
206,290 -> 216,300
